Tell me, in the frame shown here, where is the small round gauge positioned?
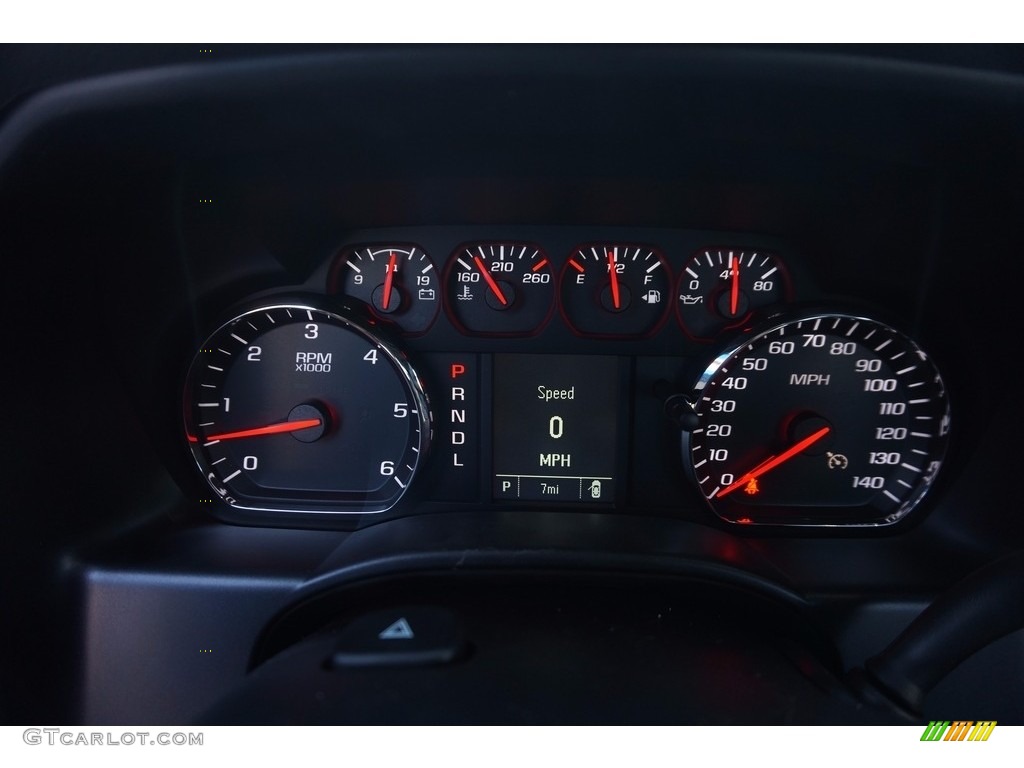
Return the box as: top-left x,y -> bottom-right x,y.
560,244 -> 670,336
183,303 -> 431,516
329,245 -> 440,334
444,242 -> 554,335
684,314 -> 950,527
677,249 -> 790,340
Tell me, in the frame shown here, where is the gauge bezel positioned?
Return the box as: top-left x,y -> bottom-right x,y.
675,247 -> 793,342
558,242 -> 673,339
442,240 -> 556,337
183,301 -> 432,520
327,243 -> 441,336
684,312 -> 951,529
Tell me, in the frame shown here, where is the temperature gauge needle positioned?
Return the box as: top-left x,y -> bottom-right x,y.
607,249 -> 621,309
473,256 -> 508,306
205,418 -> 322,441
716,425 -> 831,498
381,251 -> 398,310
729,253 -> 740,316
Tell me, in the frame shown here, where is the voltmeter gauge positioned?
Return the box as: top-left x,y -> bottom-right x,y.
560,244 -> 670,337
329,245 -> 440,334
183,303 -> 431,518
676,249 -> 791,340
444,242 -> 554,335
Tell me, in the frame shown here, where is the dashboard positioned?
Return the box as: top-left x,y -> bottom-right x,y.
1,44 -> 1023,725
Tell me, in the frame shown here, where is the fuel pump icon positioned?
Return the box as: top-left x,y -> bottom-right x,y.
588,480 -> 602,499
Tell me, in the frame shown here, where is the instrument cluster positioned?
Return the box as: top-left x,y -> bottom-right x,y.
182,227 -> 949,532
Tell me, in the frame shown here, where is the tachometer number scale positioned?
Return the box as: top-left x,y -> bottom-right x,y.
184,304 -> 431,516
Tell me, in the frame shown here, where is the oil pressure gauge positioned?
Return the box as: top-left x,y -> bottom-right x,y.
677,249 -> 791,340
183,303 -> 431,519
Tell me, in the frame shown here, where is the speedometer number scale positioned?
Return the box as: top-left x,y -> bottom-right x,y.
686,314 -> 949,527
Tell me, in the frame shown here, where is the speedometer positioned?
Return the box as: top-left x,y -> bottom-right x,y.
684,314 -> 950,527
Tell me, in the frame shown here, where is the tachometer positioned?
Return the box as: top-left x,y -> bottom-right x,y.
183,303 -> 431,518
683,314 -> 950,527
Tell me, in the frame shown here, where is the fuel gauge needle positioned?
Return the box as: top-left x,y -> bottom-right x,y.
204,418 -> 322,441
716,425 -> 831,498
607,249 -> 621,309
473,256 -> 508,306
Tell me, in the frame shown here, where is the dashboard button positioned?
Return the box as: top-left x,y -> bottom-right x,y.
329,607 -> 466,668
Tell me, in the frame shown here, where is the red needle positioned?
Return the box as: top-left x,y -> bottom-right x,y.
607,249 -> 621,309
205,418 -> 322,441
382,251 -> 398,310
729,253 -> 740,316
473,256 -> 508,306
715,425 -> 831,498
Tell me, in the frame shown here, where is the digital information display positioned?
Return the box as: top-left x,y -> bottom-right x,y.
492,354 -> 619,503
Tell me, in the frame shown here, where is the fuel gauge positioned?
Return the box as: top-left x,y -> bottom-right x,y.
559,244 -> 670,337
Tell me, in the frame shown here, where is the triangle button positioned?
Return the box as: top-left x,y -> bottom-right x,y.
378,617 -> 415,640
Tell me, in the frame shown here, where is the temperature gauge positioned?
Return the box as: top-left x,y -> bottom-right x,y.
559,244 -> 670,337
444,242 -> 554,335
676,249 -> 790,340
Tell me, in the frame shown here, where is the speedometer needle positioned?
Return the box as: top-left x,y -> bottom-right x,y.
473,256 -> 508,306
381,251 -> 398,310
715,425 -> 831,498
607,248 -> 621,309
729,252 -> 740,316
205,418 -> 322,441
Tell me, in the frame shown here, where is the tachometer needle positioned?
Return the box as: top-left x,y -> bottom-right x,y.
473,256 -> 508,306
607,248 -> 621,309
716,425 -> 831,498
381,251 -> 398,310
729,253 -> 740,316
205,418 -> 322,441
